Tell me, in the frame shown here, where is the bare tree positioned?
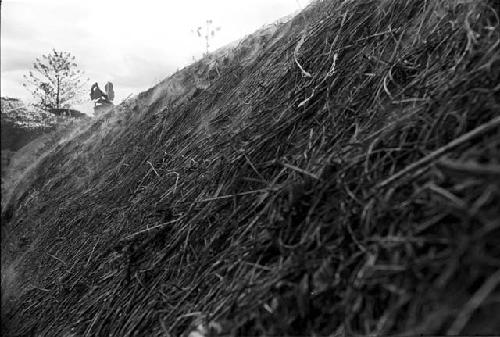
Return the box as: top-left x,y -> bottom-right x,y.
193,20 -> 221,55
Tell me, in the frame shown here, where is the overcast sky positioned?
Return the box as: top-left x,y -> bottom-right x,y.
1,0 -> 308,114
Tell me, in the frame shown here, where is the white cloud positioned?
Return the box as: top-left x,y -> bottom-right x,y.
1,0 -> 309,107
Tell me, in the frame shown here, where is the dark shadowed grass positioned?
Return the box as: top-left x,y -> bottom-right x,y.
2,0 -> 500,336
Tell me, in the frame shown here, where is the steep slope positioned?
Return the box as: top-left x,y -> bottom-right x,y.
2,0 -> 500,336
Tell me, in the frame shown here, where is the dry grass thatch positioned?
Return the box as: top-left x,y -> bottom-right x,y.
2,0 -> 500,336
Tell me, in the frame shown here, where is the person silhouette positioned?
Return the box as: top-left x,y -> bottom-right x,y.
91,82 -> 114,114
90,82 -> 108,103
104,82 -> 114,102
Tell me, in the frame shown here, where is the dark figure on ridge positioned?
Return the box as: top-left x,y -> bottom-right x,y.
91,82 -> 114,115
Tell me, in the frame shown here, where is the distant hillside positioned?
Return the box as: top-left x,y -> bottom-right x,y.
1,98 -> 58,176
1,97 -> 88,151
1,97 -> 58,149
1,97 -> 90,207
2,1 -> 499,336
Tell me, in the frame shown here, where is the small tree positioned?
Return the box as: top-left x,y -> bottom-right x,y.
23,49 -> 87,110
193,20 -> 221,56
